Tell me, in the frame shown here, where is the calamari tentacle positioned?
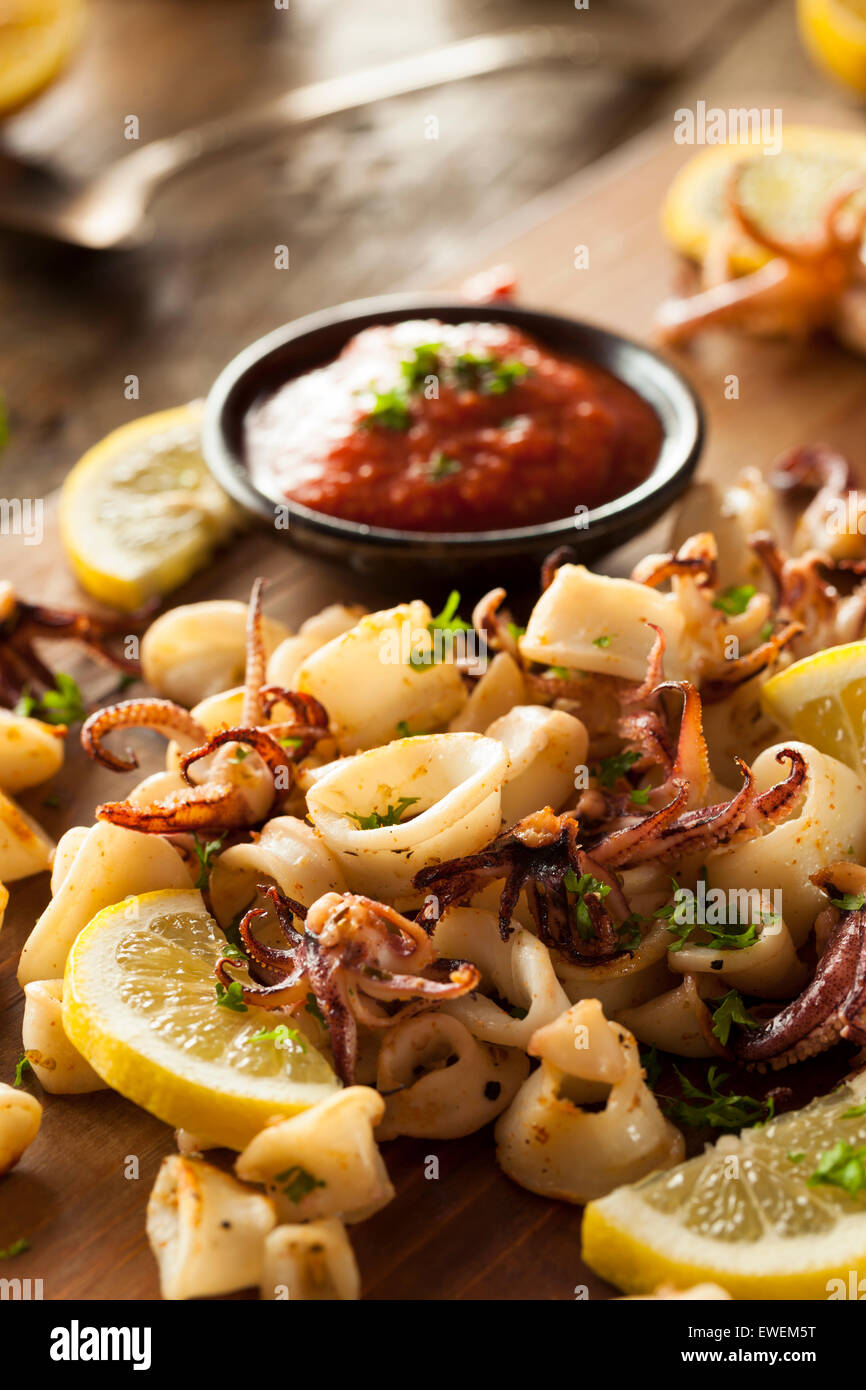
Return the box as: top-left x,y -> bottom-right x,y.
82,698 -> 207,772
97,781 -> 250,833
655,680 -> 711,808
180,726 -> 292,788
588,782 -> 690,867
700,621 -> 804,704
731,909 -> 866,1067
745,748 -> 808,827
242,578 -> 267,728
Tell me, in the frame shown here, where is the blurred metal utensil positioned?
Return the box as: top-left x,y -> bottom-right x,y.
0,24 -> 667,251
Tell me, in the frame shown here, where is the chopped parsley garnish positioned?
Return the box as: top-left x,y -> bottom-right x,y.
630,787 -> 651,806
400,342 -> 441,391
0,1238 -> 30,1260
278,735 -> 303,749
191,834 -> 225,891
666,914 -> 759,954
759,620 -> 774,642
360,387 -> 411,431
408,590 -> 472,669
305,992 -> 326,1027
13,1054 -> 31,1087
215,981 -> 248,1013
564,868 -> 612,940
544,665 -> 571,680
427,451 -> 461,480
616,914 -> 643,951
15,673 -> 86,726
594,748 -> 640,789
453,351 -> 529,394
506,621 -> 526,642
222,904 -> 252,959
662,1065 -> 773,1131
710,989 -> 760,1047
41,793 -> 61,809
347,796 -> 419,830
712,584 -> 756,616
830,891 -> 866,912
275,1164 -> 325,1204
787,1151 -> 806,1164
640,1045 -> 662,1089
249,1023 -> 306,1052
807,1141 -> 866,1197
395,720 -> 427,738
843,1101 -> 866,1118
232,745 -> 250,761
592,633 -> 614,648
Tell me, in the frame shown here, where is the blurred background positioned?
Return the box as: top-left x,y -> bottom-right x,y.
0,0 -> 863,500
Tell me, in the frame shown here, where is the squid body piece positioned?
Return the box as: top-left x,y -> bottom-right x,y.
260,1219 -> 360,1301
294,602 -> 466,752
146,1155 -> 276,1300
210,815 -> 347,928
18,820 -> 194,984
486,705 -> 588,826
22,979 -> 108,1094
495,998 -> 684,1203
432,907 -> 571,1048
306,732 -> 508,902
375,1012 -> 529,1141
0,789 -> 54,883
519,564 -> 686,681
236,1086 -> 393,1224
266,603 -> 366,689
707,741 -> 866,947
141,598 -> 289,706
449,652 -> 526,733
0,709 -> 65,792
617,977 -> 726,1058
0,1082 -> 42,1176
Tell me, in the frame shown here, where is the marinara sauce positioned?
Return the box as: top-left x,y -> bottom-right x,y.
245,320 -> 662,532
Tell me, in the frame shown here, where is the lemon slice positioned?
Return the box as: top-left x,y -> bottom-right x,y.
63,889 -> 338,1149
583,1069 -> 866,1299
798,0 -> 866,96
662,124 -> 866,274
59,403 -> 239,612
760,641 -> 866,777
0,0 -> 85,116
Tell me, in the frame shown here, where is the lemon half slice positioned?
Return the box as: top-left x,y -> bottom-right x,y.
0,0 -> 85,116
63,889 -> 338,1149
663,125 -> 866,274
760,640 -> 866,777
583,1069 -> 866,1299
799,0 -> 866,95
59,403 -> 239,612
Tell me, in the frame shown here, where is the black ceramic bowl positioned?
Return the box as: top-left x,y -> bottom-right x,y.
203,294 -> 704,583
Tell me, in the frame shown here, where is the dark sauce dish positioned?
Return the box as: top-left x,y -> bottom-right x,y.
202,295 -> 705,583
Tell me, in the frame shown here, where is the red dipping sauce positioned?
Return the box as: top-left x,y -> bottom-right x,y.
244,320 -> 662,532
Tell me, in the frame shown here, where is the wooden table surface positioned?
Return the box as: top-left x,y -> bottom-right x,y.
2,0 -> 866,1303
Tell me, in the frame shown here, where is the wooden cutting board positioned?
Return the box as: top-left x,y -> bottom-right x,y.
3,108 -> 866,1302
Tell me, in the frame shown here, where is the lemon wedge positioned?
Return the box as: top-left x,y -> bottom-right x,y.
583,1068 -> 866,1299
760,641 -> 866,777
798,0 -> 866,95
59,403 -> 239,612
662,124 -> 866,274
0,0 -> 85,116
63,889 -> 338,1149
